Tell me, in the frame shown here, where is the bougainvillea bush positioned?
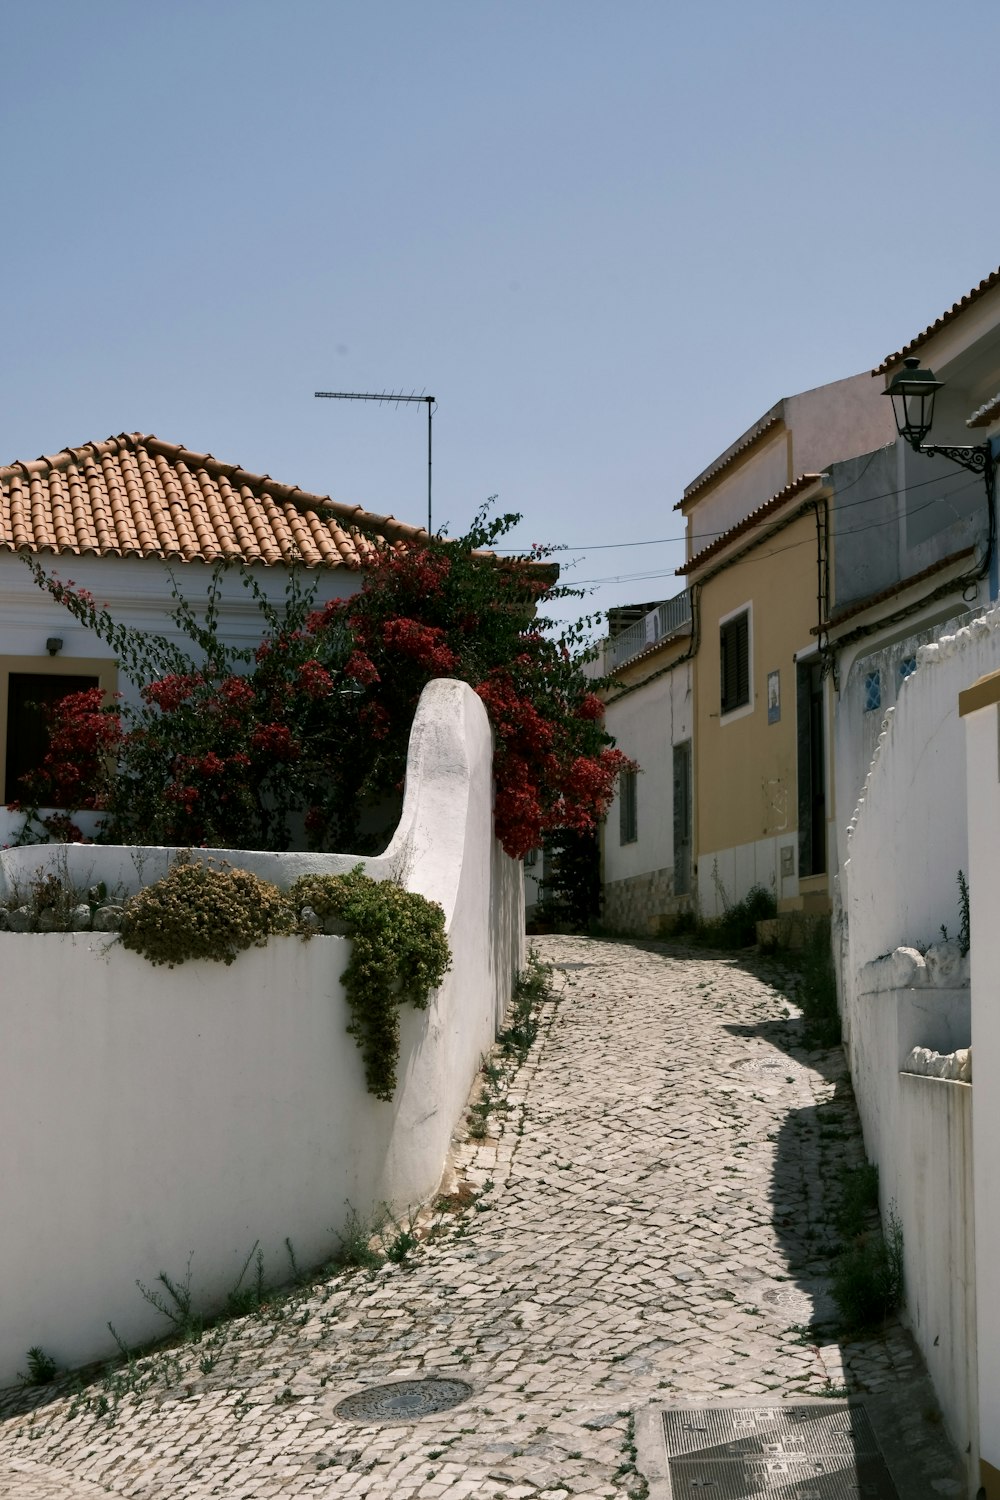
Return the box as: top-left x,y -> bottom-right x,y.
16,505 -> 632,859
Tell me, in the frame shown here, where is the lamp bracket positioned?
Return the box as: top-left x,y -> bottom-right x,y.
918,442 -> 993,480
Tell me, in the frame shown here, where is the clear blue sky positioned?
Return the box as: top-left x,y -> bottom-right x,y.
4,1 -> 1000,628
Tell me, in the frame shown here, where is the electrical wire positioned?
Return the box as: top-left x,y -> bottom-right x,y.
566,471 -> 982,587
491,450 -> 966,557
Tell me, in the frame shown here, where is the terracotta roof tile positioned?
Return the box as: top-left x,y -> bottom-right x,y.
873,267 -> 1000,376
676,472 -> 824,577
674,410 -> 783,511
0,432 -> 430,568
967,392 -> 1000,430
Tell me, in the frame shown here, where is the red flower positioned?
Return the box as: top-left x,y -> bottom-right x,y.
250,723 -> 299,760
143,674 -> 204,712
217,676 -> 256,707
297,659 -> 334,699
344,651 -> 379,685
576,693 -> 604,721
382,617 -> 457,674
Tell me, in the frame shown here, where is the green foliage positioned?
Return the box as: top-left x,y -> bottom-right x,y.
535,827 -> 602,931
384,1212 -> 420,1266
666,884 -> 777,949
20,1346 -> 58,1386
836,1160 -> 880,1240
957,869 -> 970,957
715,884 -> 777,947
289,867 -> 450,1100
224,1241 -> 268,1317
116,858 -> 450,1101
120,856 -> 296,967
135,1255 -> 201,1341
498,951 -> 551,1063
831,1203 -> 903,1334
332,1204 -> 386,1271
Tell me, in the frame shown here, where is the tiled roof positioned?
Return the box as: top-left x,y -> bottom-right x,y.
0,432 -> 430,567
967,392 -> 1000,429
674,410 -> 783,511
815,547 -> 976,634
676,473 -> 823,577
873,266 -> 1000,376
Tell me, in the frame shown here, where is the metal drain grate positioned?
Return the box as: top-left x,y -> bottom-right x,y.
334,1377 -> 472,1424
660,1404 -> 899,1498
730,1057 -> 786,1076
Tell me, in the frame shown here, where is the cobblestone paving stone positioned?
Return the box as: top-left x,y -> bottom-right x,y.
0,938 -> 963,1498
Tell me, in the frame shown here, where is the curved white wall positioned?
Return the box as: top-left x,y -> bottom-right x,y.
0,679 -> 523,1385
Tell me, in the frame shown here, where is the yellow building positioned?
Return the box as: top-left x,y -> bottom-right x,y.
669,373 -> 894,918
679,473 -> 833,917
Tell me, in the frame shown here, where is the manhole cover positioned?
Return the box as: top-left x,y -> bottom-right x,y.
334,1377 -> 472,1424
556,961 -> 594,970
659,1404 -> 899,1498
731,1057 -> 785,1075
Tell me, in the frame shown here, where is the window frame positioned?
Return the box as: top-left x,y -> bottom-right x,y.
719,603 -> 753,722
619,766 -> 638,845
0,656 -> 118,804
863,670 -> 882,714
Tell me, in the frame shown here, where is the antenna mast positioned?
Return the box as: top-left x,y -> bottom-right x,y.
314,390 -> 436,534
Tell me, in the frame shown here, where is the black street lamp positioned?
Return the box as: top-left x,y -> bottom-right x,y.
884,355 -> 994,486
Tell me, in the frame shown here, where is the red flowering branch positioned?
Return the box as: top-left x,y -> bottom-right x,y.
20,503 -> 632,858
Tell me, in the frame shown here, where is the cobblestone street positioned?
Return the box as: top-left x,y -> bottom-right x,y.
0,938 -> 964,1498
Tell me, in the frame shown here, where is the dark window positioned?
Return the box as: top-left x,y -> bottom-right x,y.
619,768 -> 637,844
672,740 -> 692,895
720,611 -> 750,714
5,673 -> 99,805
797,659 -> 826,877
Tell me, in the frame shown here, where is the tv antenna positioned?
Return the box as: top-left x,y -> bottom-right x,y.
314,390 -> 436,534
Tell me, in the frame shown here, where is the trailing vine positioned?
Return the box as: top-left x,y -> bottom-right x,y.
117,859 -> 450,1100
289,868 -> 450,1100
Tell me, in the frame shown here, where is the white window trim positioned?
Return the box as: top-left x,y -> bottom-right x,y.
719,600 -> 754,725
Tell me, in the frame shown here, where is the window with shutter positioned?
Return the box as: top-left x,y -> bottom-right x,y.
720,610 -> 750,715
619,768 -> 638,844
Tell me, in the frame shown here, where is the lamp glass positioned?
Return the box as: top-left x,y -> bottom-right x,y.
885,357 -> 943,448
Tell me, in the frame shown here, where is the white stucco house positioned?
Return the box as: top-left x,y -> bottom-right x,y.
829,266 -> 1000,1495
0,430 -> 431,836
592,594 -> 694,933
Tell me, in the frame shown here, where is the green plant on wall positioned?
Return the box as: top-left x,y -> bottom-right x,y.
120,856 -> 296,967
289,868 -> 450,1100
118,857 -> 451,1100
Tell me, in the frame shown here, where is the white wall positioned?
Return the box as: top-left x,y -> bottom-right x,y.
785,373 -> 895,479
695,832 -> 798,918
685,373 -> 895,555
837,608 -> 1000,1485
0,679 -> 523,1385
603,662 -> 692,887
685,434 -> 790,550
0,550 -> 358,704
964,692 -> 1000,1479
842,956 -> 976,1474
841,607 -> 1000,978
833,607 -> 982,846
